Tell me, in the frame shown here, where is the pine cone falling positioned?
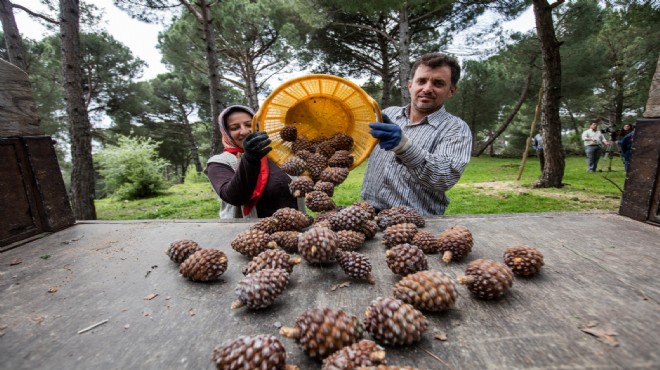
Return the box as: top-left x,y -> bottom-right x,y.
321,340 -> 386,370
273,207 -> 312,231
297,227 -> 338,264
271,231 -> 300,253
330,133 -> 354,151
292,136 -> 313,153
392,270 -> 457,312
328,150 -> 354,168
306,153 -> 328,180
363,297 -> 428,346
250,216 -> 281,234
320,167 -> 349,185
212,334 -> 298,370
242,249 -> 302,275
382,223 -> 418,248
457,259 -> 513,300
232,268 -> 290,309
280,308 -> 363,359
281,156 -> 307,176
231,229 -> 276,258
359,220 -> 379,240
166,239 -> 202,264
503,245 -> 544,276
317,140 -> 337,158
330,205 -> 371,232
289,176 -> 315,198
337,250 -> 375,284
411,231 -> 440,254
305,191 -> 336,212
438,225 -> 473,263
179,249 -> 228,281
336,230 -> 366,251
314,181 -> 335,197
385,244 -> 428,276
280,126 -> 298,142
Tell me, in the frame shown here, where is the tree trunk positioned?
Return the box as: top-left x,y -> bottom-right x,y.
60,0 -> 96,220
176,101 -> 203,174
613,66 -> 624,126
0,0 -> 27,71
533,0 -> 565,188
198,0 -> 224,155
475,68 -> 533,157
397,7 -> 411,105
378,32 -> 392,107
245,55 -> 259,111
562,101 -> 582,145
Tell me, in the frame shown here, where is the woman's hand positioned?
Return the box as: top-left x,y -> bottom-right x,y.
243,131 -> 272,164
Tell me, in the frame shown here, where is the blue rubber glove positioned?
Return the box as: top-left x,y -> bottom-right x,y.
369,114 -> 406,151
243,131 -> 272,164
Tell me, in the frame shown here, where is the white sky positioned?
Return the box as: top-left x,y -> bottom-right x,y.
14,1 -> 535,84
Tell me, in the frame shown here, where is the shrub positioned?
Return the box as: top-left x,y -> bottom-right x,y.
184,166 -> 210,184
95,135 -> 167,200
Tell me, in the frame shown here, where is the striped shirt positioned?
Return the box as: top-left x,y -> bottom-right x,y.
361,105 -> 472,216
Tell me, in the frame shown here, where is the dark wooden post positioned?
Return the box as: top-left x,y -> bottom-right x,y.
0,59 -> 75,250
619,56 -> 660,225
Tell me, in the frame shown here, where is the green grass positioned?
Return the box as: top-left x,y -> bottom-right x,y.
96,155 -> 627,220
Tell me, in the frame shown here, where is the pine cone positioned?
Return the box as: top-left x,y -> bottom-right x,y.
305,191 -> 336,212
411,230 -> 439,254
212,334 -> 297,370
231,229 -> 276,258
280,307 -> 363,359
282,156 -> 306,176
363,297 -> 428,346
297,227 -> 338,264
320,167 -> 349,185
385,244 -> 428,276
336,230 -> 366,251
250,216 -> 281,234
438,225 -> 473,263
179,249 -> 228,281
273,207 -> 312,231
280,126 -> 298,142
271,231 -> 300,253
232,268 -> 289,309
328,150 -> 354,168
392,270 -> 457,311
314,181 -> 335,197
382,223 -> 418,248
337,250 -> 375,284
166,239 -> 202,264
503,245 -> 544,276
329,205 -> 371,232
242,249 -> 302,275
457,259 -> 513,300
321,340 -> 386,370
289,176 -> 315,198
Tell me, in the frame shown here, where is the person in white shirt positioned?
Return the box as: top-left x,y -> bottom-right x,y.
581,121 -> 610,172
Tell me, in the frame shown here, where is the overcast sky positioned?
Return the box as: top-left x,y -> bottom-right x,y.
15,1 -> 535,84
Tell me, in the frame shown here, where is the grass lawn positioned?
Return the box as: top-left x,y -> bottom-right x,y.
96,155 -> 627,220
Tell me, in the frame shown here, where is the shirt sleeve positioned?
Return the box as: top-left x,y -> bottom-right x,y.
395,123 -> 472,191
206,158 -> 261,206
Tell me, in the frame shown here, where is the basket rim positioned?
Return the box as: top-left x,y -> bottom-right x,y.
252,74 -> 381,170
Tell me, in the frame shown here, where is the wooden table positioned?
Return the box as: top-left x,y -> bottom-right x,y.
1,212 -> 658,369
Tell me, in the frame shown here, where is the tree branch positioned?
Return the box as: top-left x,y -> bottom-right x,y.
549,0 -> 566,10
11,3 -> 59,24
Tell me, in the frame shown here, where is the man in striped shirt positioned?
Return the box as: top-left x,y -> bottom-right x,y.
361,53 -> 472,216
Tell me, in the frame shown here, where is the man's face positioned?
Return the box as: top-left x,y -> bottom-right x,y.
407,64 -> 456,116
590,122 -> 598,131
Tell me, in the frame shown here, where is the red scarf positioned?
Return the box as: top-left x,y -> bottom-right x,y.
224,147 -> 269,217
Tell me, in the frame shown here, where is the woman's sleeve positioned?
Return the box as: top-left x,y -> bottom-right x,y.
207,159 -> 260,206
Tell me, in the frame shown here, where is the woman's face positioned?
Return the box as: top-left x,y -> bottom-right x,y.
226,111 -> 252,149
623,124 -> 631,131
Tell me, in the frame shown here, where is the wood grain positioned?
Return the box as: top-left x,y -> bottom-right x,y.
0,59 -> 42,137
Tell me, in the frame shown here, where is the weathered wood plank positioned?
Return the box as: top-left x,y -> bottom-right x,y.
0,213 -> 658,370
0,58 -> 42,137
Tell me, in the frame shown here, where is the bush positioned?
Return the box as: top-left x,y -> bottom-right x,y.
95,135 -> 167,200
184,166 -> 210,184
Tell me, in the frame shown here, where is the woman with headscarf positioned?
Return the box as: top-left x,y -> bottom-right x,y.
205,105 -> 301,218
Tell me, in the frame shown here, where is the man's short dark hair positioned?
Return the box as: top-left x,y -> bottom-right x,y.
409,53 -> 461,86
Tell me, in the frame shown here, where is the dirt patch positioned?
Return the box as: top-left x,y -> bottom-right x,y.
455,181 -> 621,206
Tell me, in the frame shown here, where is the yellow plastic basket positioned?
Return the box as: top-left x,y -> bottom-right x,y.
252,74 -> 381,170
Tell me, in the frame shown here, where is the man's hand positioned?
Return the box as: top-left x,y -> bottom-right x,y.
369,114 -> 405,151
243,131 -> 272,164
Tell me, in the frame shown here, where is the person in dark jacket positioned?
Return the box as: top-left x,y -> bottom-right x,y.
205,105 -> 302,218
617,124 -> 635,173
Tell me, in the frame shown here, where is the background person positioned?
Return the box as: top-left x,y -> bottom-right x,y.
581,121 -> 609,172
361,52 -> 472,216
532,131 -> 545,171
205,105 -> 301,218
617,124 -> 635,172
